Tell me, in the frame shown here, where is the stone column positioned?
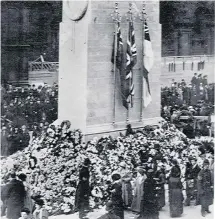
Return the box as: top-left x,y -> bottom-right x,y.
58,1 -> 90,132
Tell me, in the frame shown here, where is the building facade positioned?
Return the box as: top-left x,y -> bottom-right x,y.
160,1 -> 214,86
160,1 -> 214,57
1,1 -> 62,83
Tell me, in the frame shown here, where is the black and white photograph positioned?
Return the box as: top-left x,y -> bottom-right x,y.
0,1 -> 214,219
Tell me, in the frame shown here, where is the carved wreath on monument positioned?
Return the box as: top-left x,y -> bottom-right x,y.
64,0 -> 89,21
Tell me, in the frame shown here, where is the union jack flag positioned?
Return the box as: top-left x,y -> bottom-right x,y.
125,20 -> 137,108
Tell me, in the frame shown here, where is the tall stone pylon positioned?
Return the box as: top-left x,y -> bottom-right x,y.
58,0 -> 90,133
58,1 -> 162,138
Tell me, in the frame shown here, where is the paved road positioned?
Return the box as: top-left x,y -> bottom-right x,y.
51,187 -> 214,219
51,203 -> 214,219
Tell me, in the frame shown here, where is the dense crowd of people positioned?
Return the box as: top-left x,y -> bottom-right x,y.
161,74 -> 214,137
1,121 -> 214,219
162,74 -> 214,110
0,73 -> 214,219
1,73 -> 214,157
1,83 -> 58,156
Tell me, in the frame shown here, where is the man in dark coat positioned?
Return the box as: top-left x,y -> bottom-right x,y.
19,87 -> 27,99
138,146 -> 149,165
198,159 -> 213,217
183,85 -> 192,105
3,172 -> 26,219
26,100 -> 35,126
19,125 -> 30,150
191,73 -> 198,87
185,157 -> 201,206
75,158 -> 91,219
10,127 -> 22,154
183,122 -> 195,139
181,79 -> 186,87
202,75 -> 208,86
196,74 -> 203,87
208,84 -> 214,104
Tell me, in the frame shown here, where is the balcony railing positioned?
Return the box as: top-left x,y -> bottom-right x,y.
162,55 -> 214,72
162,55 -> 214,64
28,61 -> 59,72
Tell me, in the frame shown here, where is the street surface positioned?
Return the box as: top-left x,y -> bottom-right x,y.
50,203 -> 214,219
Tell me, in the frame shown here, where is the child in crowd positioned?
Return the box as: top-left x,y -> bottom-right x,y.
33,199 -> 48,219
19,208 -> 31,219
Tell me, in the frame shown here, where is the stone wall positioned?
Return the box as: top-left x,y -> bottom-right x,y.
86,1 -> 161,134
1,1 -> 62,83
161,1 -> 214,57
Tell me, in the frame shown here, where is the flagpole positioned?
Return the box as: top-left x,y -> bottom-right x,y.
126,3 -> 133,124
140,2 -> 145,122
111,3 -> 120,125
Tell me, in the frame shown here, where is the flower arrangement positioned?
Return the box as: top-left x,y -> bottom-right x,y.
1,120 -> 214,215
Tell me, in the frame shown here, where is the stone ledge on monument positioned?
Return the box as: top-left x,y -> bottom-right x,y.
85,116 -> 163,139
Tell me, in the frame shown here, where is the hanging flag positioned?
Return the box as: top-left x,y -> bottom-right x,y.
143,20 -> 153,108
125,20 -> 137,108
111,22 -> 125,107
111,22 -> 123,70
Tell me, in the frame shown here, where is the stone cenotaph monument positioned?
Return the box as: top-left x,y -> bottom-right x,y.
58,0 -> 161,138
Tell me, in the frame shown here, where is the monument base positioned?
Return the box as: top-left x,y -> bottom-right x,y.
85,116 -> 163,141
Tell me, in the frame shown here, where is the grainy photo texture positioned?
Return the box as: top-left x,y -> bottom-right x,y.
0,1 -> 214,219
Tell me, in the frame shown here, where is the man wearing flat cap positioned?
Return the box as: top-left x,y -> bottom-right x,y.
197,159 -> 213,217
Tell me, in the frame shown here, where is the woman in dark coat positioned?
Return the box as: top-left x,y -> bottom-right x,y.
75,158 -> 91,219
197,159 -> 213,217
138,169 -> 159,219
111,173 -> 124,219
155,166 -> 166,210
168,161 -> 183,217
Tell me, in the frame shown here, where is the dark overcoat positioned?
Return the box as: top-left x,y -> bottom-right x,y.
197,169 -> 213,207
168,176 -> 183,217
111,181 -> 124,219
75,166 -> 90,211
4,179 -> 25,219
139,177 -> 159,219
97,212 -> 121,219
